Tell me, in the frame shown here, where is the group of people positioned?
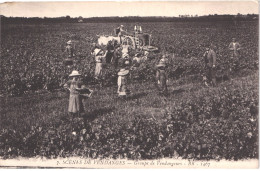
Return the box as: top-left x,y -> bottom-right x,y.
63,35 -> 241,116
62,37 -> 162,116
202,38 -> 241,87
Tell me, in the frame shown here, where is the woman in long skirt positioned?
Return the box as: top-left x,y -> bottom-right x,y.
94,49 -> 107,80
156,60 -> 168,95
64,70 -> 86,115
118,69 -> 130,97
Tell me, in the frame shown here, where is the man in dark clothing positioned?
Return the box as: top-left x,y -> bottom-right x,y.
106,40 -> 114,63
64,40 -> 75,66
205,44 -> 217,87
228,38 -> 241,58
202,47 -> 210,86
65,40 -> 75,58
228,38 -> 241,78
113,45 -> 122,68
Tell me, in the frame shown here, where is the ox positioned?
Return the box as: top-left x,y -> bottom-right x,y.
97,36 -> 121,46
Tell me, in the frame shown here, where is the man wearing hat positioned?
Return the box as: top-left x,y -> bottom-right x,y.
156,56 -> 168,95
229,38 -> 241,58
64,70 -> 87,116
117,25 -> 128,43
65,40 -> 75,58
228,38 -> 241,77
205,44 -> 217,87
64,40 -> 75,66
202,47 -> 210,86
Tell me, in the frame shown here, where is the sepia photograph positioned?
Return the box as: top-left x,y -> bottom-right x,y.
0,0 -> 259,168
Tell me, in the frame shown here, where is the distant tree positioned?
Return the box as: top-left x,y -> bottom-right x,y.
78,16 -> 83,23
66,15 -> 70,20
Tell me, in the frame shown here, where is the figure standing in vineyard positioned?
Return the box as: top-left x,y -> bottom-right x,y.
202,47 -> 210,86
156,55 -> 168,80
64,40 -> 75,67
65,40 -> 75,58
94,49 -> 107,82
155,56 -> 168,95
132,53 -> 142,68
116,25 -> 127,43
112,45 -> 122,68
228,38 -> 241,76
117,53 -> 131,98
205,44 -> 217,87
106,40 -> 114,63
64,70 -> 86,116
229,38 -> 241,58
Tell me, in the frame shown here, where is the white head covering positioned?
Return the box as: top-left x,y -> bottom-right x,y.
122,53 -> 129,58
69,70 -> 81,77
156,60 -> 166,68
67,40 -> 72,45
94,48 -> 102,56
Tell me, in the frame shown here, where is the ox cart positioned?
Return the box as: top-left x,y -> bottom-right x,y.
97,27 -> 159,52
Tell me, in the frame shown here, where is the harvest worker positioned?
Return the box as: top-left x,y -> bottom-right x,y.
94,48 -> 107,81
65,40 -> 75,58
64,70 -> 87,116
64,40 -> 75,66
228,38 -> 241,58
155,56 -> 168,95
132,53 -> 142,68
228,38 -> 241,77
117,53 -> 131,98
112,45 -> 122,68
202,47 -> 210,86
117,25 -> 128,43
106,40 -> 114,63
205,44 -> 217,87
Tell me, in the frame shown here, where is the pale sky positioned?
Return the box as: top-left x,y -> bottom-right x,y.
0,1 -> 258,18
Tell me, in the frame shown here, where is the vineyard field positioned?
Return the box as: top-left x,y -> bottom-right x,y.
0,20 -> 258,160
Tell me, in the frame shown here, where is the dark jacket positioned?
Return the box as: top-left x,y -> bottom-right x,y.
207,49 -> 216,68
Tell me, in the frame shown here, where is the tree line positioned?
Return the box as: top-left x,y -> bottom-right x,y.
0,14 -> 258,24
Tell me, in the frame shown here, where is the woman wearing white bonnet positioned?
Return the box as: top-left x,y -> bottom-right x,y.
64,70 -> 87,116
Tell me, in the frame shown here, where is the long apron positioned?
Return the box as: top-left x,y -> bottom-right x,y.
68,81 -> 84,113
157,69 -> 167,94
118,75 -> 130,96
95,62 -> 103,78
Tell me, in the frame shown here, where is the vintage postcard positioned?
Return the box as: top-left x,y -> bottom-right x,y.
0,0 -> 258,169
